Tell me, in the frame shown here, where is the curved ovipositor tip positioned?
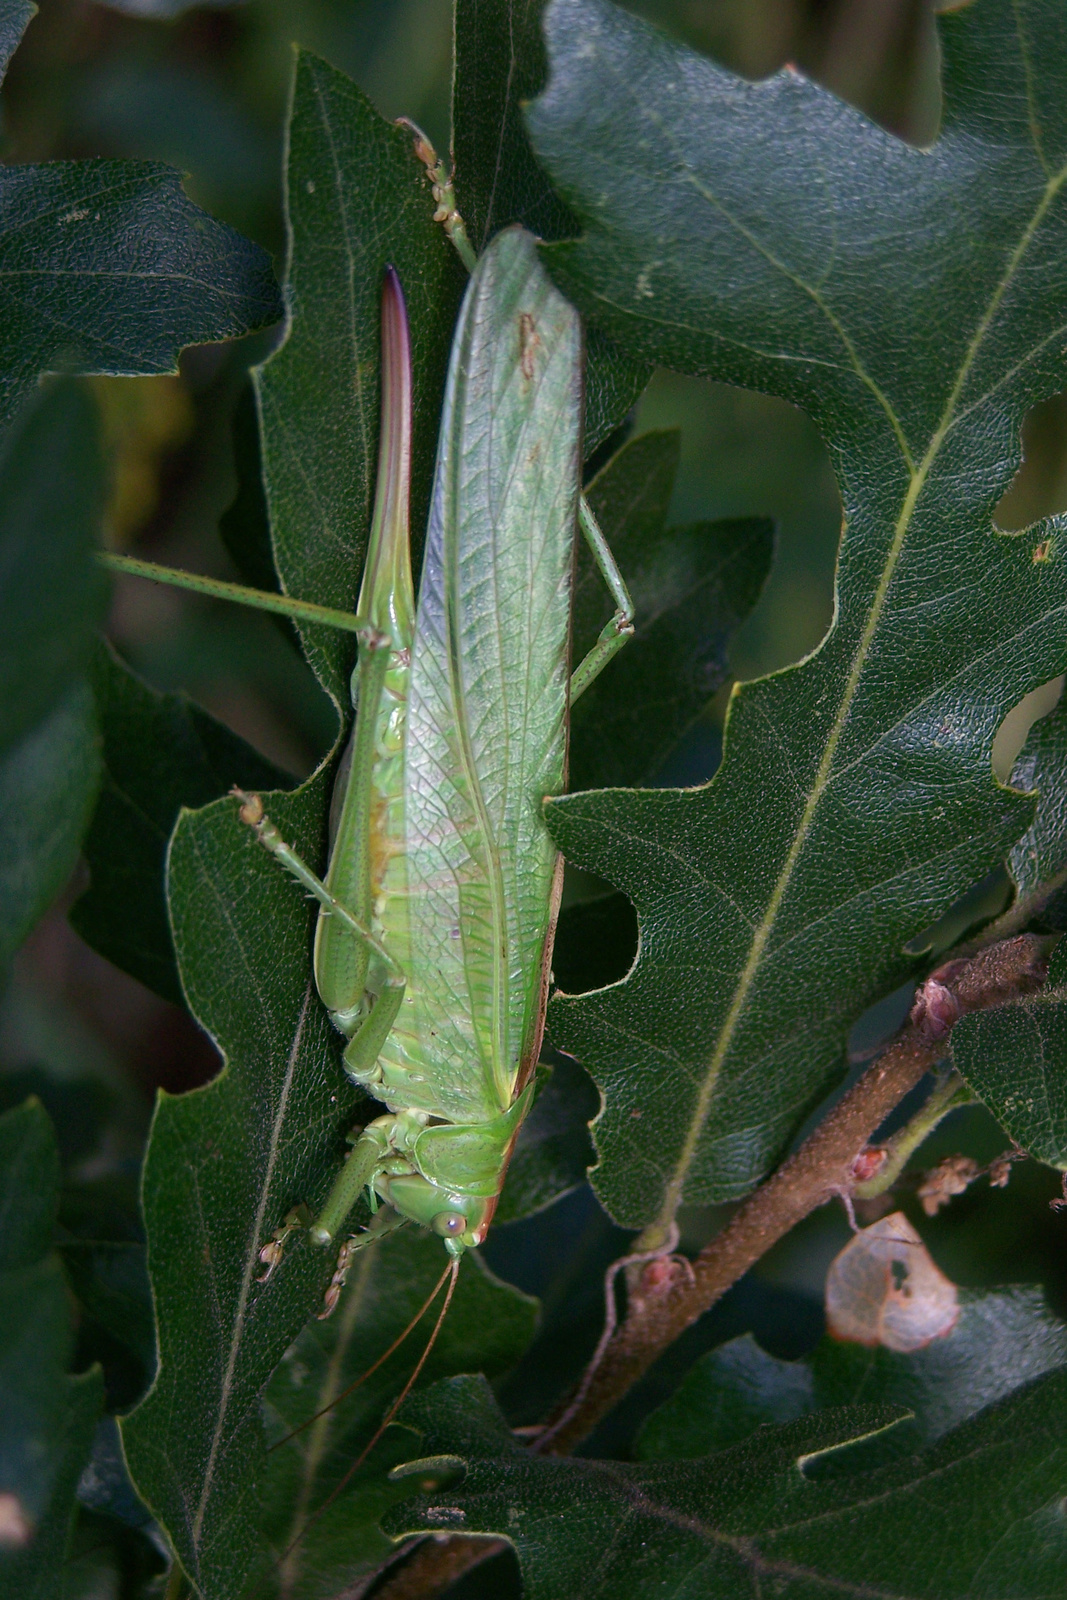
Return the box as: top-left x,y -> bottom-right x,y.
355,264 -> 415,641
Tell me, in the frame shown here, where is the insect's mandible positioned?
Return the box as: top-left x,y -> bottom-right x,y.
242,226 -> 633,1308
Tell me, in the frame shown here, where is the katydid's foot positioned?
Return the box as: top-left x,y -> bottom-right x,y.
233,787 -> 264,828
400,119 -> 477,274
317,1235 -> 359,1319
256,1205 -> 312,1281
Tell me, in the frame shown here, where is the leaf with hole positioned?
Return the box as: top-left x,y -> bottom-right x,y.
387,1367 -> 1067,1599
519,0 -> 1067,1233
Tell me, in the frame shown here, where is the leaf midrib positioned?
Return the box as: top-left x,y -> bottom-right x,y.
191,985 -> 314,1551
651,143 -> 1067,1237
280,1244 -> 378,1594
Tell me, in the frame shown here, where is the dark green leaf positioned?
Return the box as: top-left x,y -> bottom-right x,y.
0,380 -> 105,974
0,1259 -> 80,1530
637,1333 -> 816,1459
76,1417 -> 159,1539
0,683 -> 99,973
388,1368 -> 1067,1598
71,644 -> 286,1006
0,2 -> 33,79
59,1239 -> 155,1397
518,0 -> 1067,1230
251,1230 -> 536,1599
452,0 -> 574,253
218,381 -> 283,603
570,429 -> 772,790
583,328 -> 651,458
0,381 -> 108,758
256,51 -> 466,702
1009,689 -> 1067,901
71,1420 -> 166,1600
0,1101 -> 102,1597
0,1093 -> 58,1270
0,1371 -> 102,1600
120,783 -> 356,1599
0,5 -> 281,430
451,0 -> 649,452
637,1286 -> 1067,1459
952,938 -> 1067,1166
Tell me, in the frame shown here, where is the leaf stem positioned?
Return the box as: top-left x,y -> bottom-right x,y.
97,552 -> 363,634
852,1068 -> 974,1200
538,934 -> 1049,1454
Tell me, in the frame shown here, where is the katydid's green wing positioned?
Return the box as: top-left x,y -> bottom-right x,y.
382,226 -> 580,1125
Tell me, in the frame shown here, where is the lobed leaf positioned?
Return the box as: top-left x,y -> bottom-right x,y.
637,1286 -> 1067,1460
953,937 -> 1067,1166
0,4 -> 281,431
570,428 -> 772,791
255,51 -> 466,702
250,1229 -> 536,1600
71,644 -> 286,1006
451,0 -> 650,452
119,782 -> 354,1598
521,0 -> 1067,1230
388,1368 -> 1067,1599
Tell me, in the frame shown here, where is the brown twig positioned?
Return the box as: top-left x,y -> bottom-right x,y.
368,1535 -> 508,1600
537,933 -> 1048,1455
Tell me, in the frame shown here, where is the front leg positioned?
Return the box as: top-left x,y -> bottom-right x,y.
234,790 -> 403,984
234,790 -> 407,1089
236,791 -> 408,1271
570,498 -> 635,702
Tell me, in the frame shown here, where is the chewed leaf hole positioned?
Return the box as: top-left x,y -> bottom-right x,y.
553,888 -> 638,993
993,677 -> 1064,782
995,393 -> 1067,532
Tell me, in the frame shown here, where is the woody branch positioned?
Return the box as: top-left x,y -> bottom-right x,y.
538,932 -> 1049,1455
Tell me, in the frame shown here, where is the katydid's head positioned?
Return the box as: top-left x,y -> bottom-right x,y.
432,1205 -> 488,1258
377,1171 -> 491,1256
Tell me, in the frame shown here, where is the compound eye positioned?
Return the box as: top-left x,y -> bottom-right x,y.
432,1211 -> 467,1238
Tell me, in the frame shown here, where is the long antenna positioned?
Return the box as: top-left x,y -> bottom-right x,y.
280,1258 -> 460,1563
268,1259 -> 454,1453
